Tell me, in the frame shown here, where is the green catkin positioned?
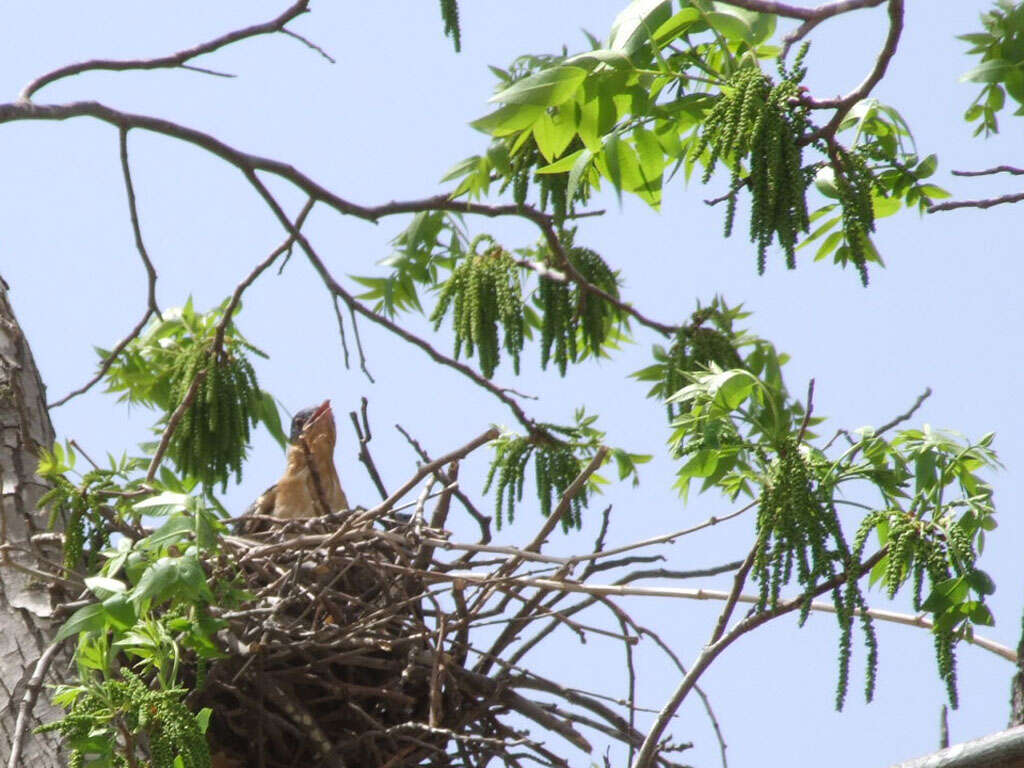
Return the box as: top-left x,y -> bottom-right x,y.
751,438 -> 877,709
431,246 -> 525,379
438,0 -> 461,52
692,63 -> 812,274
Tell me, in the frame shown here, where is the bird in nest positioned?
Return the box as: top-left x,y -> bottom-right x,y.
239,400 -> 349,531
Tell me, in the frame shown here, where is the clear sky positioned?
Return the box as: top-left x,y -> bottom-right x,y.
1,2 -> 1021,767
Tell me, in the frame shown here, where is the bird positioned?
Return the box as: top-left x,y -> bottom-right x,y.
239,400 -> 349,531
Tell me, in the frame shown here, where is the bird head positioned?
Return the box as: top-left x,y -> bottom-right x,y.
289,400 -> 336,447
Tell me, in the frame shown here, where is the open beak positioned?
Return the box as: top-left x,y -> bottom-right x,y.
304,399 -> 332,432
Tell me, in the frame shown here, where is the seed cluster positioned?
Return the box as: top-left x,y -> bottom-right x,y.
168,341 -> 260,490
485,433 -> 587,530
853,508 -> 973,707
692,51 -> 813,273
538,246 -> 621,376
36,671 -> 210,768
754,439 -> 877,709
431,242 -> 525,379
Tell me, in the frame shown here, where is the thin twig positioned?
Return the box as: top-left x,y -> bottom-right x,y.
928,192 -> 1024,213
951,165 -> 1024,177
7,641 -> 65,768
19,0 -> 311,101
145,370 -> 205,483
350,398 -> 388,501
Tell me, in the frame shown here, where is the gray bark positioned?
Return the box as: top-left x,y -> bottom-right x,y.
0,276 -> 66,767
887,725 -> 1024,768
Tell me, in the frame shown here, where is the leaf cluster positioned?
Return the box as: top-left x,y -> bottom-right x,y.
960,0 -> 1024,135
100,299 -> 286,489
668,351 -> 1000,708
37,670 -> 210,768
40,482 -> 240,767
459,1 -> 947,283
484,409 -> 649,529
633,297 -> 748,419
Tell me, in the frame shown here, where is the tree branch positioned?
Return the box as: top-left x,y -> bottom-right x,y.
19,0 -> 311,101
928,192 -> 1024,213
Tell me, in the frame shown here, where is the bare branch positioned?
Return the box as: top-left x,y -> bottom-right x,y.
803,0 -> 904,143
928,192 -> 1024,213
144,370 -> 204,483
951,165 -> 1024,177
19,0 -> 311,101
711,0 -> 885,20
7,641 -> 65,768
49,126 -> 161,408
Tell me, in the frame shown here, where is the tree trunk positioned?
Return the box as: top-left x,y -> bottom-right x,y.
0,276 -> 66,767
1010,607 -> 1024,727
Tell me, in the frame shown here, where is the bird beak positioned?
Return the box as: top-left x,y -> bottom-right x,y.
308,399 -> 332,428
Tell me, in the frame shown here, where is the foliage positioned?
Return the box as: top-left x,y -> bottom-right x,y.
485,408 -> 649,529
450,0 -> 948,284
960,0 -> 1024,135
17,1 -> 1020,765
37,441 -> 242,767
632,297 -> 748,420
668,359 -> 999,708
431,235 -> 526,378
100,299 -> 286,489
37,670 -> 210,768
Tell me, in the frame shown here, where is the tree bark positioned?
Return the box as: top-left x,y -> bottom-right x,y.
1010,607 -> 1024,727
0,275 -> 66,767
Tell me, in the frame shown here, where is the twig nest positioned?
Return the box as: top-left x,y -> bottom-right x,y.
199,512 -> 455,768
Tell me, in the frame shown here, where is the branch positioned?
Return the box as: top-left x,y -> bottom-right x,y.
211,196 -> 316,355
427,569 -> 1015,662
711,0 -> 886,20
928,192 -> 1024,213
803,0 -> 904,143
19,0 -> 311,101
144,370 -> 205,483
240,166 -> 543,434
951,165 -> 1024,177
7,641 -> 65,768
49,126 -> 161,408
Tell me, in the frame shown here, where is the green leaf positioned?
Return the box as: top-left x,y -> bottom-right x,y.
471,104 -> 544,136
142,514 -> 195,551
965,568 -> 996,596
537,149 -> 585,176
489,66 -> 587,106
532,107 -> 577,162
133,491 -> 189,517
566,148 -> 595,203
608,0 -> 673,56
54,603 -> 106,643
258,391 -> 287,449
680,449 -> 720,479
652,8 -> 701,44
84,576 -> 127,599
578,90 -> 617,152
101,593 -> 137,631
196,708 -> 213,735
961,59 -> 1021,83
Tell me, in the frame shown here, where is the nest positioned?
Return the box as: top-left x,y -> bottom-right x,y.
187,448 -> 690,768
200,511 -> 470,768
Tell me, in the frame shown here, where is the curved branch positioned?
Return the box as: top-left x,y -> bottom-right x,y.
19,0 -> 311,101
49,126 -> 160,408
803,0 -> 904,143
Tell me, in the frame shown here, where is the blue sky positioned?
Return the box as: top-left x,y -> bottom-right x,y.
2,2 -> 1022,767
